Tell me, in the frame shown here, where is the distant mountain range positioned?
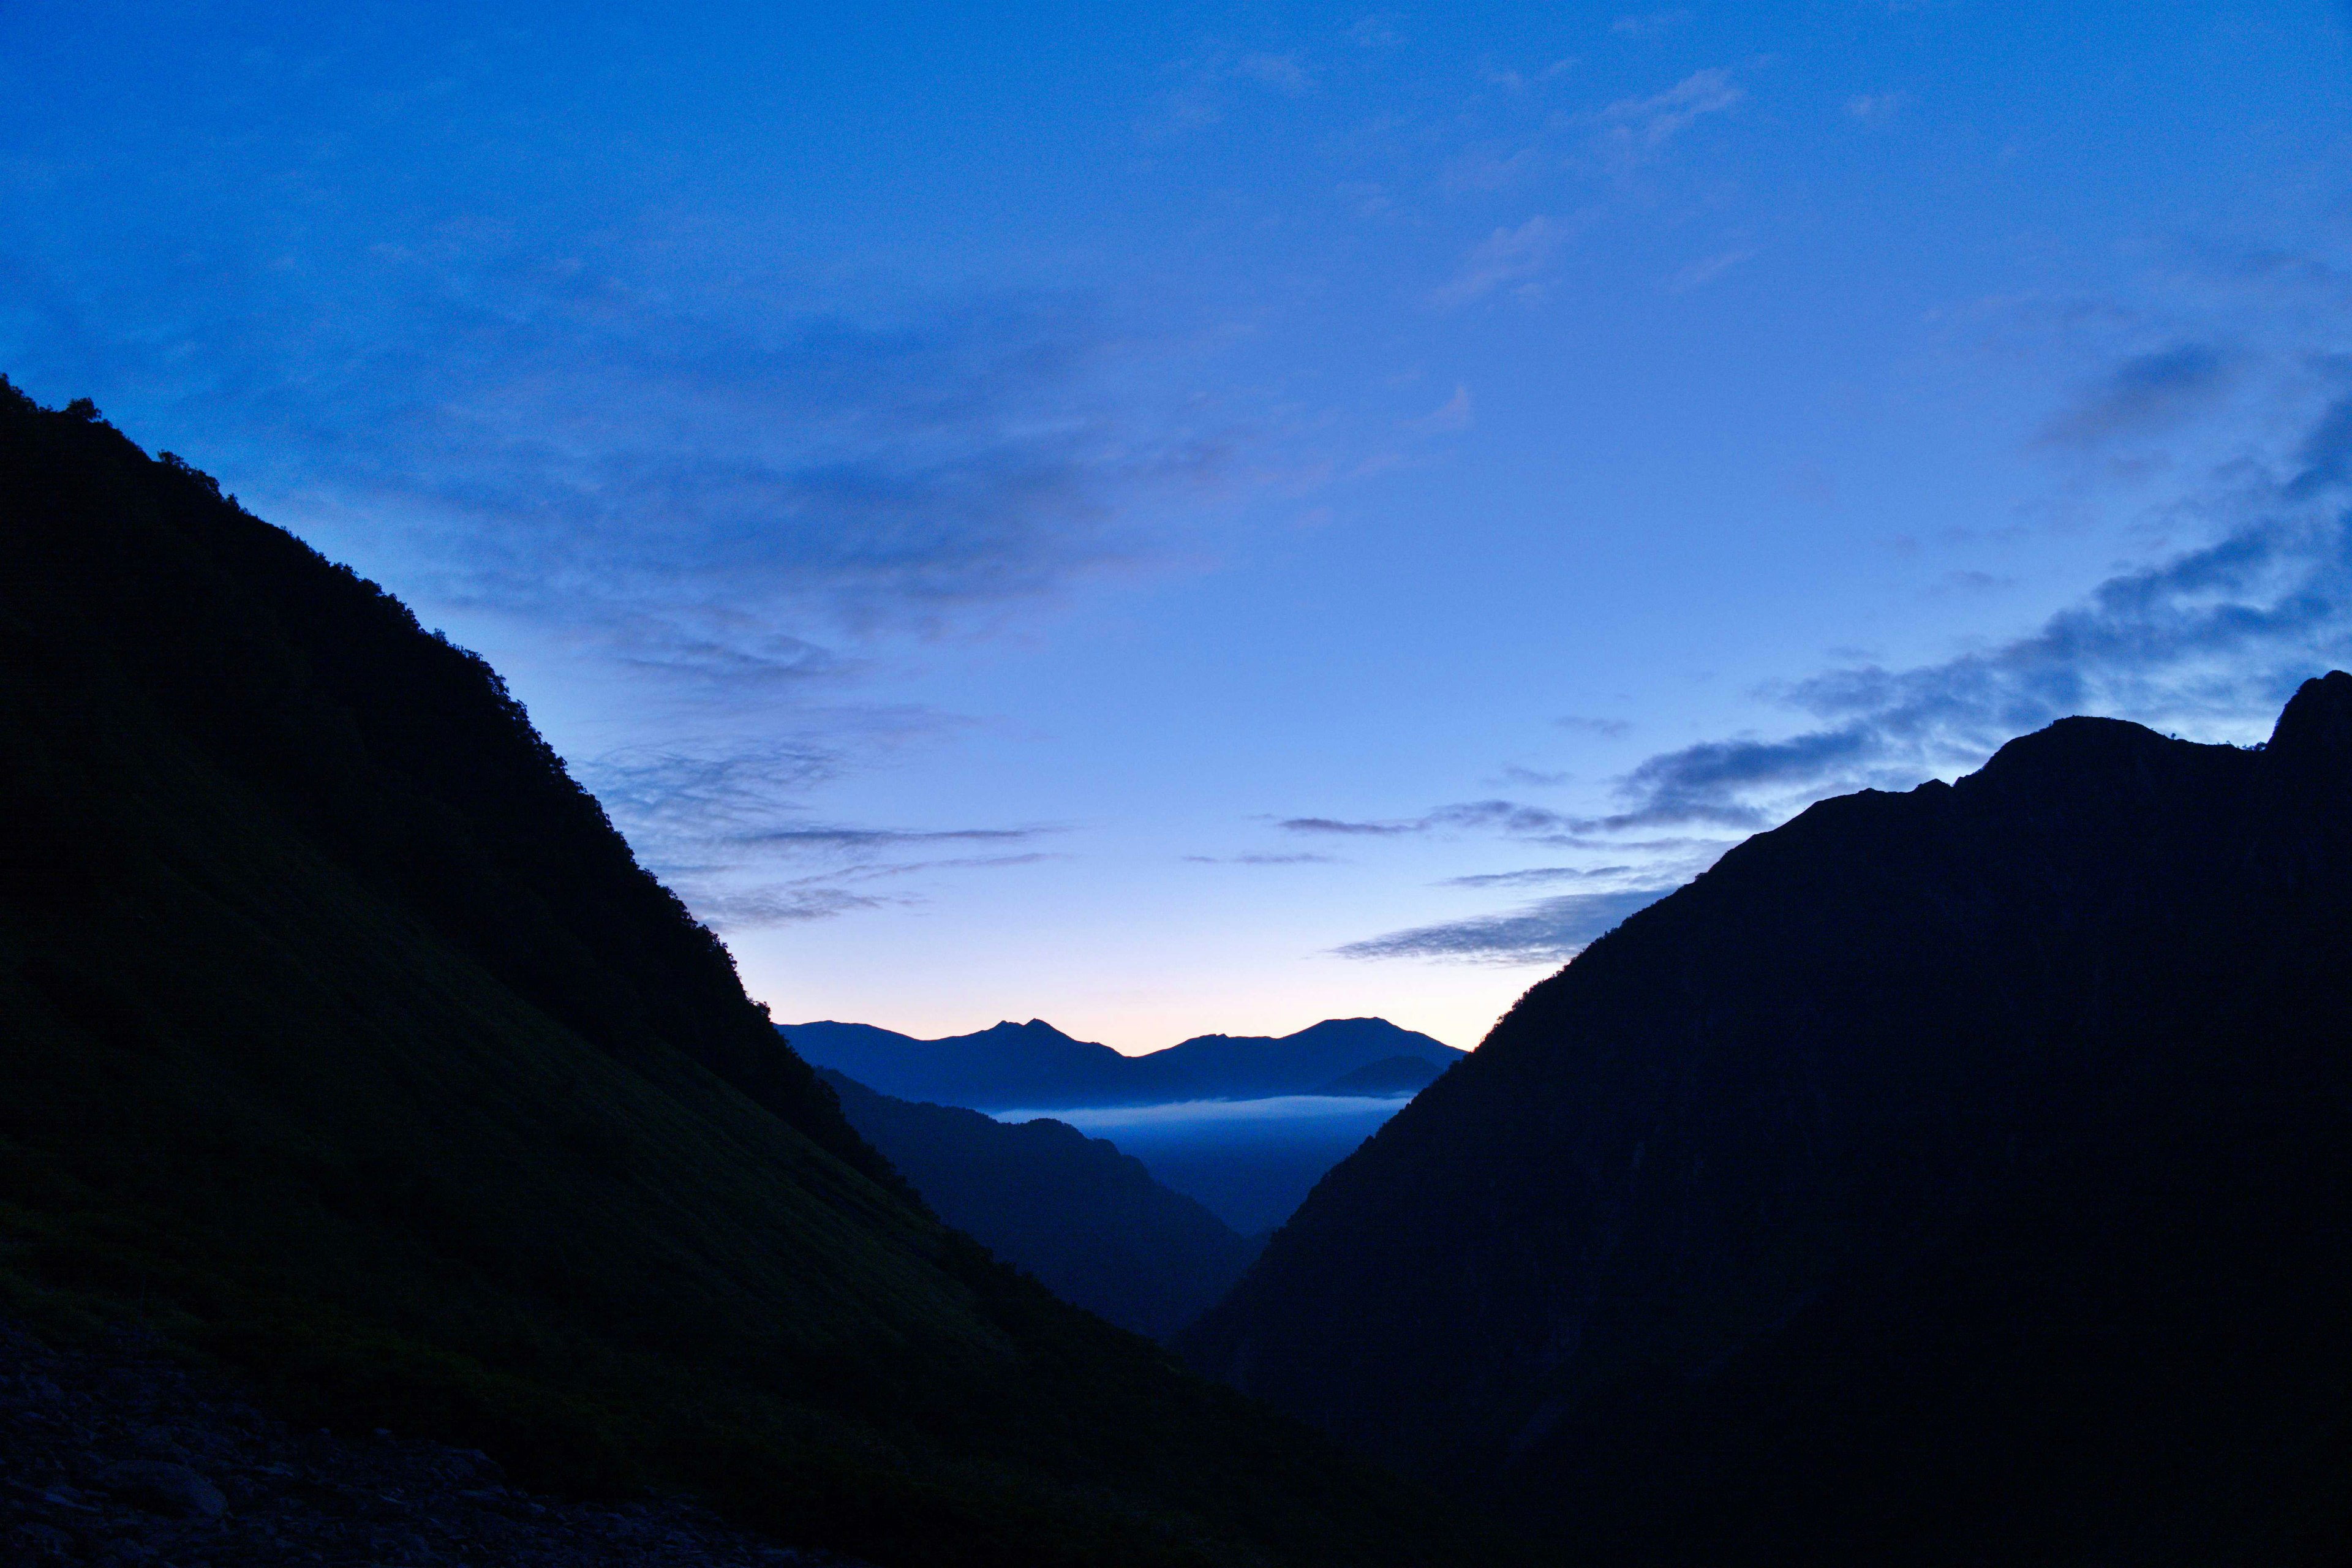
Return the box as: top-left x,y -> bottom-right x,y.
779,1016 -> 1463,1110
819,1069 -> 1261,1341
1183,674 -> 2352,1565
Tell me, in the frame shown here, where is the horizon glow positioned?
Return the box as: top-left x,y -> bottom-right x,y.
5,2 -> 2351,1051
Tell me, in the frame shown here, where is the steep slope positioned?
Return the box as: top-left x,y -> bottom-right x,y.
1184,680 -> 2352,1566
782,1016 -> 1462,1109
820,1071 -> 1261,1340
0,383 -> 1497,1568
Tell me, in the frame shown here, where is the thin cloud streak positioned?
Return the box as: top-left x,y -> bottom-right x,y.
1335,886 -> 1675,964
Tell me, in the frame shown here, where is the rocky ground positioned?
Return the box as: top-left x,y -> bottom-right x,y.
0,1319 -> 863,1567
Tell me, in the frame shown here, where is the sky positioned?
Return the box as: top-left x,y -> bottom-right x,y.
6,1 -> 2352,1052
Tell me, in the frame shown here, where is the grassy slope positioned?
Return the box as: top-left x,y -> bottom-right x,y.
0,384 -> 1499,1568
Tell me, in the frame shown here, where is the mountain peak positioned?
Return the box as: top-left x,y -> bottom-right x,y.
2269,668 -> 2352,771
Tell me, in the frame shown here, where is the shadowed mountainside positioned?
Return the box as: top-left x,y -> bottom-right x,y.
0,382 -> 1502,1568
818,1071 -> 1261,1341
1183,677 -> 2352,1566
781,1017 -> 1461,1110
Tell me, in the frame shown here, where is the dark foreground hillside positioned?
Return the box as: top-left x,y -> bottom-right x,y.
0,382 -> 1497,1568
818,1072 -> 1261,1342
1,1314 -> 861,1567
1185,676 -> 2352,1565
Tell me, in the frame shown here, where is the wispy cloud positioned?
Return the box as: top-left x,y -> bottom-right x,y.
1601,388 -> 2352,829
1439,864 -> 1635,889
1667,246 -> 1755,293
1610,10 -> 1690,39
1236,53 -> 1311,94
1335,886 -> 1675,963
1280,815 -> 1424,836
77,235 -> 1240,695
1599,67 -> 1743,154
2037,341 -> 2241,447
690,886 -> 899,926
1327,382 -> 2352,965
575,742 -> 1061,929
1434,215 -> 1570,307
735,825 -> 1042,851
1406,383 -> 1475,433
1183,852 -> 1342,865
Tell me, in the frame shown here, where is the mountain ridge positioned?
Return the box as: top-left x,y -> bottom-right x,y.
780,1016 -> 1463,1110
1182,676 -> 2352,1564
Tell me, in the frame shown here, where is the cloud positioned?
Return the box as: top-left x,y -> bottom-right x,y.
1335,886 -> 1675,963
735,825 -> 1042,851
1280,794 -> 1741,845
1439,864 -> 1635,889
83,238 -> 1238,691
573,741 -> 1059,929
1613,727 -> 1874,827
2286,390 -> 2352,499
1600,391 -> 2352,827
1434,216 -> 1569,307
1406,383 -> 1474,433
1556,714 -> 1634,737
690,886 -> 896,926
2037,342 -> 2240,446
1845,91 -> 1907,123
1236,53 -> 1310,93
1184,852 -> 1342,865
1599,67 -> 1743,153
1667,246 -> 1755,293
1280,815 -> 1423,835
1610,10 -> 1690,38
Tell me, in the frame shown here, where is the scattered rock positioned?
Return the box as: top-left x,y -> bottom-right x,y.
0,1317 -> 865,1566
95,1461 -> 224,1518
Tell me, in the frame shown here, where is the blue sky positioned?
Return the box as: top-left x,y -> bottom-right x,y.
7,1 -> 2352,1049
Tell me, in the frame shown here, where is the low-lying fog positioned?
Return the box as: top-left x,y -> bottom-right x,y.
990,1096 -> 1414,1235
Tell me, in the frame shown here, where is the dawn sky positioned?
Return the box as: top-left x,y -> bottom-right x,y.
7,1 -> 2351,1050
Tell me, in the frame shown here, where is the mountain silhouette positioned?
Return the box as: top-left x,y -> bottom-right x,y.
782,1016 -> 1462,1109
0,381 -> 1496,1568
1183,678 -> 2352,1565
819,1069 -> 1262,1341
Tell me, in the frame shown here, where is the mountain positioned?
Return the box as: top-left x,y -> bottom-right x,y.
818,1070 -> 1262,1341
1130,1020 -> 1462,1103
781,1016 -> 1463,1110
1183,679 -> 2352,1566
0,382 -> 1500,1568
781,1019 -> 1134,1107
1313,1057 -> 1447,1097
